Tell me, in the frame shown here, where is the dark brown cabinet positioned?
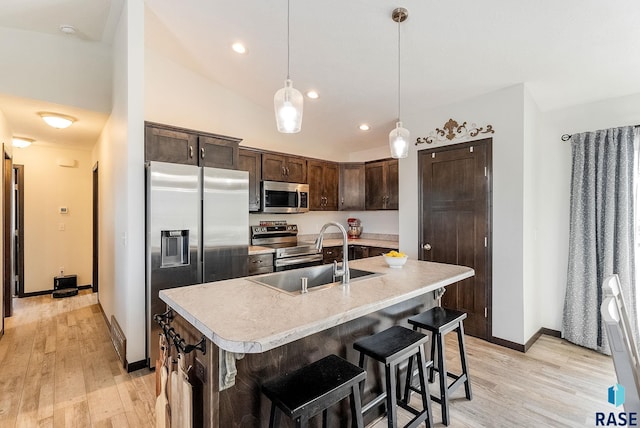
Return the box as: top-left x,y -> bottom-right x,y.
308,160 -> 339,211
238,149 -> 262,212
339,163 -> 365,211
247,253 -> 273,275
366,246 -> 397,257
145,124 -> 199,165
365,159 -> 399,210
262,153 -> 307,183
322,246 -> 343,264
145,122 -> 241,169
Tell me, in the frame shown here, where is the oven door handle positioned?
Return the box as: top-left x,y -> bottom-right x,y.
275,254 -> 323,267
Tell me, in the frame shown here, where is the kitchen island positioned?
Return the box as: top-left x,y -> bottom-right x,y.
159,257 -> 474,427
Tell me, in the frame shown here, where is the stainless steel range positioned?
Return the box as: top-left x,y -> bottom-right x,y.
250,224 -> 323,271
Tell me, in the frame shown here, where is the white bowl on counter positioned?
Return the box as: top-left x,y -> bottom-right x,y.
383,254 -> 408,268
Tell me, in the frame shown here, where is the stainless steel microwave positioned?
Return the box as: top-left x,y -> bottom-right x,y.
261,181 -> 309,213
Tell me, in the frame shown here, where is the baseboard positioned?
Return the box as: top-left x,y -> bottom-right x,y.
540,327 -> 561,338
490,336 -> 525,352
492,327 -> 563,353
21,284 -> 92,298
127,360 -> 147,373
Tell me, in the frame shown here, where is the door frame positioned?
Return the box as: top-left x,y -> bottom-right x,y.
92,162 -> 99,293
3,152 -> 12,317
417,138 -> 493,340
13,165 -> 24,297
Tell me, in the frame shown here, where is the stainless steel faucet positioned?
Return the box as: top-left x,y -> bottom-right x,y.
315,221 -> 350,285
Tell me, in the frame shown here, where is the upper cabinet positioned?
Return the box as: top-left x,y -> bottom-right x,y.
238,149 -> 262,212
261,153 -> 307,183
145,122 -> 241,169
365,159 -> 399,210
308,160 -> 339,211
339,163 -> 365,211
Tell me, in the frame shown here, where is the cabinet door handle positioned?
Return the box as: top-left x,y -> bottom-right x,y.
341,197 -> 344,205
282,166 -> 286,176
286,167 -> 290,176
189,146 -> 194,158
200,147 -> 205,159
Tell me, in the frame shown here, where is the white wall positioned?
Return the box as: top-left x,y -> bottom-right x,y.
523,86 -> 542,341
92,0 -> 146,365
0,27 -> 112,113
13,145 -> 92,293
399,84 -> 527,344
536,92 -> 640,332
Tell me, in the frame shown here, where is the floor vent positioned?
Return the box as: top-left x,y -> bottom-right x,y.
110,315 -> 127,368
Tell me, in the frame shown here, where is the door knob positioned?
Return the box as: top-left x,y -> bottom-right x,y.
423,243 -> 432,251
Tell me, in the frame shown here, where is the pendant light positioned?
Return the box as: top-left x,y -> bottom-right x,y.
389,7 -> 409,159
274,0 -> 303,133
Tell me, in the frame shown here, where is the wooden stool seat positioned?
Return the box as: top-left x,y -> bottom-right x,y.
353,326 -> 434,428
261,354 -> 366,428
407,307 -> 472,426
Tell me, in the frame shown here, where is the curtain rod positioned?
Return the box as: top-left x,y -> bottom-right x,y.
561,124 -> 640,141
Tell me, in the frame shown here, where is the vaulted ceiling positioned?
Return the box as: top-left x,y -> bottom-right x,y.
1,0 -> 639,152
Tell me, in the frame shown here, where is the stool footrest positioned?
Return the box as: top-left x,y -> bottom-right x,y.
361,392 -> 387,414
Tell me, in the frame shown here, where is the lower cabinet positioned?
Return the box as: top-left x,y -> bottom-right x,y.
248,254 -> 274,275
322,244 -> 398,264
322,246 -> 343,264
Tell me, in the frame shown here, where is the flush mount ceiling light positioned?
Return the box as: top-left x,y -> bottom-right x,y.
274,0 -> 303,133
39,112 -> 76,129
231,42 -> 247,54
59,25 -> 77,35
359,124 -> 371,131
12,137 -> 34,148
306,90 -> 319,99
388,7 -> 410,159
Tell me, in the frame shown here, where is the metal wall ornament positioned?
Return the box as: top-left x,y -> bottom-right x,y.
416,118 -> 495,145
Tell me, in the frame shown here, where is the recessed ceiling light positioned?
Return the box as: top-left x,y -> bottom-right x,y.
12,137 -> 34,148
306,90 -> 319,99
232,42 -> 247,54
38,112 -> 76,129
359,124 -> 371,131
59,25 -> 77,35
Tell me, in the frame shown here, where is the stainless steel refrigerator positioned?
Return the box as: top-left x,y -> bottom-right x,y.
145,161 -> 249,366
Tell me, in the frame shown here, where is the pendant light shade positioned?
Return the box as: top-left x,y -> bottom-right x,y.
274,79 -> 303,133
389,7 -> 409,159
275,0 -> 303,133
389,121 -> 410,158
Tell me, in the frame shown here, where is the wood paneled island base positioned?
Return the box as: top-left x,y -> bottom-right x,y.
160,258 -> 474,427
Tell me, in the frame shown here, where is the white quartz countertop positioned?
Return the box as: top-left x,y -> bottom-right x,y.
160,258 -> 474,354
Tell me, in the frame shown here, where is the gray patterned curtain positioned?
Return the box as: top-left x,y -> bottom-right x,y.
563,126 -> 637,354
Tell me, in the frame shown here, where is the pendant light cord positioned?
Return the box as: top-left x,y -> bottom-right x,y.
287,0 -> 291,80
397,17 -> 401,122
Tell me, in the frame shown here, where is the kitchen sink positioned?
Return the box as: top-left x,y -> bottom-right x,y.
250,264 -> 381,295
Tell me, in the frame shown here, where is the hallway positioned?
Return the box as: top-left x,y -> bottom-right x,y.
0,291 -> 156,427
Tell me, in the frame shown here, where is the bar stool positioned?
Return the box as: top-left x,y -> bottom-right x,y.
353,325 -> 433,428
407,307 -> 472,426
261,354 -> 366,428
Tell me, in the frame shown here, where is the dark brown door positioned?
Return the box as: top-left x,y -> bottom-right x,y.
145,124 -> 198,165
13,165 -> 24,297
323,162 -> 339,210
261,153 -> 287,181
339,163 -> 365,211
419,139 -> 492,339
238,149 -> 262,211
3,153 -> 12,318
93,163 -> 99,293
198,136 -> 239,169
307,160 -> 325,210
365,161 -> 385,210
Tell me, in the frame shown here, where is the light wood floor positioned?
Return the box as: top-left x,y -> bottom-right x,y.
0,291 -> 617,427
